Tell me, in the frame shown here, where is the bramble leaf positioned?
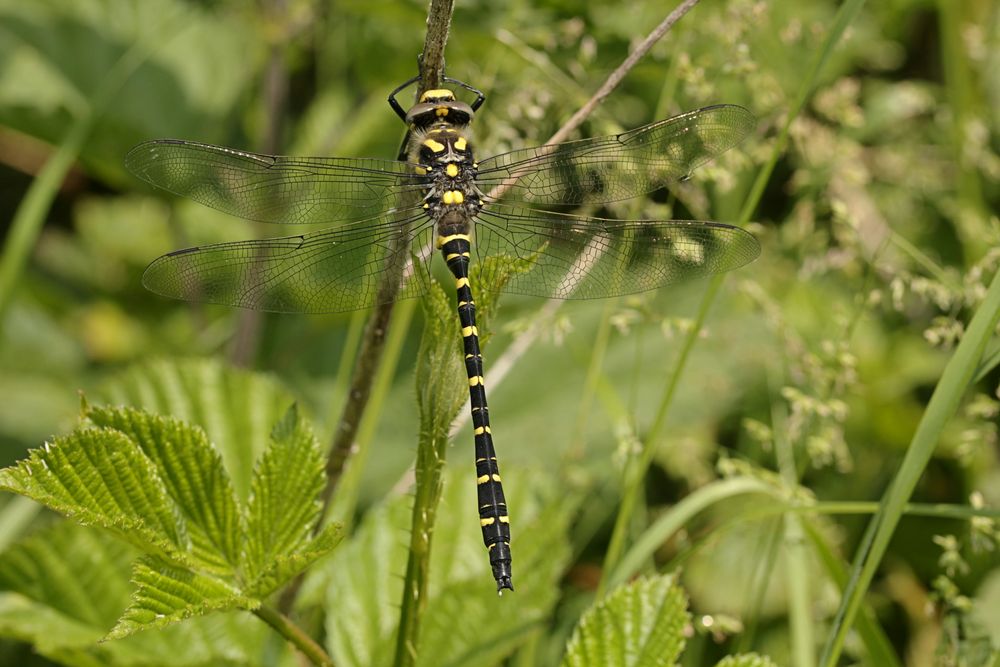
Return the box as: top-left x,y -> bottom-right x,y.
561,575 -> 689,667
0,370 -> 340,642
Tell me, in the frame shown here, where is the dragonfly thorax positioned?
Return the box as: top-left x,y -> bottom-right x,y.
411,126 -> 483,236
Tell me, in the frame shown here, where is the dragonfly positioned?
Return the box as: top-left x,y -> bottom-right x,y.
125,75 -> 760,594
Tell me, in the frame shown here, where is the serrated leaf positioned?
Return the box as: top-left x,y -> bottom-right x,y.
102,359 -> 298,499
244,406 -> 327,592
561,575 -> 689,667
0,428 -> 190,562
468,252 -> 537,342
714,654 -> 780,667
2,365 -> 339,646
0,521 -> 270,666
247,524 -> 343,599
87,405 -> 242,573
107,555 -> 257,640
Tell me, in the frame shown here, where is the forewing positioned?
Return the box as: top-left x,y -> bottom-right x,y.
475,105 -> 754,206
142,210 -> 433,313
125,140 -> 428,224
471,205 -> 760,300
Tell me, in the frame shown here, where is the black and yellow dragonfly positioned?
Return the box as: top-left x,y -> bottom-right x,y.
126,77 -> 760,593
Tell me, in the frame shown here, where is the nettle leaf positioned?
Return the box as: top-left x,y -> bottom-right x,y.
714,654 -> 780,667
468,252 -> 537,343
247,524 -> 342,601
561,575 -> 689,667
0,427 -> 191,563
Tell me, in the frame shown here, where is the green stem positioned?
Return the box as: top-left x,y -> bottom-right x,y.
770,369 -> 814,667
395,404 -> 450,667
597,0 -> 868,597
568,298 -> 617,458
253,605 -> 334,666
820,262 -> 1000,666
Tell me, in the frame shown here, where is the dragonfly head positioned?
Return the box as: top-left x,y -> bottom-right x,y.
406,88 -> 475,131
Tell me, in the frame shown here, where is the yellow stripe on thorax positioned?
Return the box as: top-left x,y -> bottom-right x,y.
423,138 -> 446,153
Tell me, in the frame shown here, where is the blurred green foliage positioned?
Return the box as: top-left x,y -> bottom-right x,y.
1,0 -> 999,665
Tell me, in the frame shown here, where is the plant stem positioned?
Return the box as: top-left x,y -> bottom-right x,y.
450,0 -> 704,440
318,0 -> 453,514
819,248 -> 1000,666
598,0 -> 868,598
254,605 -> 335,667
770,368 -> 814,667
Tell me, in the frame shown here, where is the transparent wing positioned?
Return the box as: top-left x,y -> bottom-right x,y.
475,105 -> 754,206
142,209 -> 433,313
471,205 -> 759,300
125,140 -> 428,224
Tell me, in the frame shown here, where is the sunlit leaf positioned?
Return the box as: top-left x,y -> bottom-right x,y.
0,521 -> 269,666
107,555 -> 256,640
0,426 -> 191,563
714,654 -> 781,667
87,405 -> 242,572
561,575 -> 689,667
0,387 -> 339,642
102,358 -> 298,499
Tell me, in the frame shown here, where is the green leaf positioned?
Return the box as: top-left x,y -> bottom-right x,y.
415,277 -> 468,436
468,252 -> 538,342
0,521 -> 135,644
107,555 -> 257,640
0,427 -> 191,563
325,500 -> 410,667
415,469 -> 576,667
1,378 -> 340,643
561,575 -> 689,667
0,521 -> 269,666
86,405 -> 242,573
714,654 -> 781,667
102,358 -> 299,499
244,406 -> 327,590
0,0 -> 260,169
324,467 -> 574,667
247,524 -> 343,601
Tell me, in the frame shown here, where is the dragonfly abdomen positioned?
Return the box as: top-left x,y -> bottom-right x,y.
439,232 -> 514,593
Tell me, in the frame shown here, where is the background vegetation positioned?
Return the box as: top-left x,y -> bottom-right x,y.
0,0 -> 998,665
